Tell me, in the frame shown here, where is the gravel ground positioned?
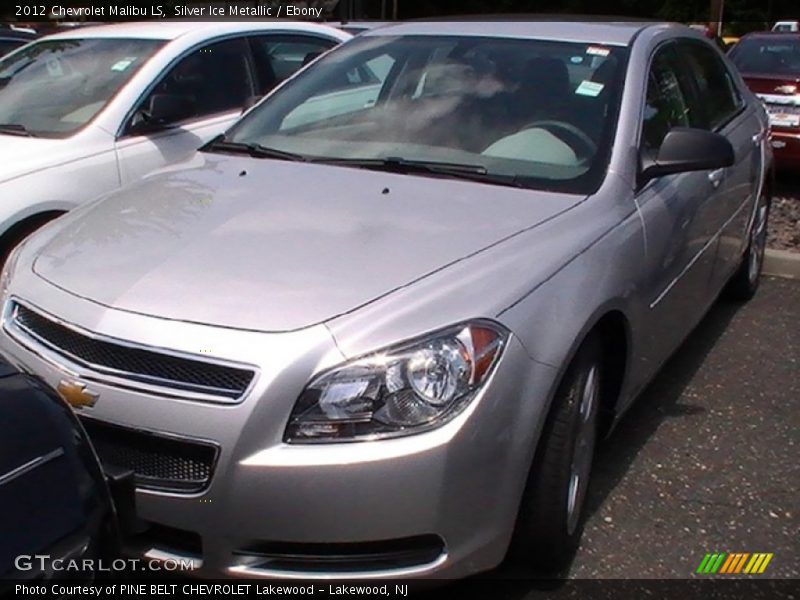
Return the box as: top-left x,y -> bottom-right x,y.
769,176 -> 800,252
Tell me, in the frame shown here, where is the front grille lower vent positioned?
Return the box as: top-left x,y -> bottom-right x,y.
80,417 -> 217,493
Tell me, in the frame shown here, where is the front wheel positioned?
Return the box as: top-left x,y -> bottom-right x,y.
726,191 -> 770,301
510,335 -> 602,572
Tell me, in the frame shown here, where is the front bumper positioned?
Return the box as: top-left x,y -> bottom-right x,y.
0,280 -> 556,580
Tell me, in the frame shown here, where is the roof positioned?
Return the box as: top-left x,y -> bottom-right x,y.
329,21 -> 393,32
42,20 -> 349,42
362,20 -> 661,46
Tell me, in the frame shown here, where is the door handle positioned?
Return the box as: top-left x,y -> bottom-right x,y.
752,132 -> 765,146
708,168 -> 725,188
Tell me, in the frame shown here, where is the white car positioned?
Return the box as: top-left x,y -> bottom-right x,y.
772,21 -> 799,33
0,21 -> 350,256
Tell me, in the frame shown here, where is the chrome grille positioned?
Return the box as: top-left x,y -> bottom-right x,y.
766,103 -> 800,115
80,417 -> 217,493
9,302 -> 255,400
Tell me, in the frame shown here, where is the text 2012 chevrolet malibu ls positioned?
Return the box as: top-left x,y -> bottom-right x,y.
0,21 -> 772,579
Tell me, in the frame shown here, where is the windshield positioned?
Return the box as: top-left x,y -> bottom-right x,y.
224,35 -> 627,193
730,38 -> 800,74
0,38 -> 164,137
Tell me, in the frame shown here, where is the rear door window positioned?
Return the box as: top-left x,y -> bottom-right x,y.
248,35 -> 337,96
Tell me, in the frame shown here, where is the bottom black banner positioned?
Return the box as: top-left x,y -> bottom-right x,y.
2,579 -> 798,600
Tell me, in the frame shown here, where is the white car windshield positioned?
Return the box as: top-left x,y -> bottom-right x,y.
224,35 -> 627,193
0,38 -> 164,137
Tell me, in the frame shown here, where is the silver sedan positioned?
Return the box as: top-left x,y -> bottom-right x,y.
0,21 -> 772,579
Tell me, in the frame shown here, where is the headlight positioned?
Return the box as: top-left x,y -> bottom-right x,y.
285,321 -> 508,443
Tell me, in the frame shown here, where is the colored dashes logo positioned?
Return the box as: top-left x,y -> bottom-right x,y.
696,552 -> 774,575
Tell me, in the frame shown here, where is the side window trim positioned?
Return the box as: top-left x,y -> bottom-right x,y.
117,34 -> 255,139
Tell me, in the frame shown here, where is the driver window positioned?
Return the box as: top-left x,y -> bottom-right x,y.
128,37 -> 253,132
642,47 -> 692,155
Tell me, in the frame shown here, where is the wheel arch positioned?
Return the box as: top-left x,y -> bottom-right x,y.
591,310 -> 631,436
0,209 -> 67,258
537,304 -> 633,440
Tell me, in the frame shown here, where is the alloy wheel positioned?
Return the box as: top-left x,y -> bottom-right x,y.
566,365 -> 599,535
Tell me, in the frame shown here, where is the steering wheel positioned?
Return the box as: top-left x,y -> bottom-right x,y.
520,120 -> 597,159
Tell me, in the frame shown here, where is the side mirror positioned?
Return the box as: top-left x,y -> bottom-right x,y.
127,93 -> 195,135
640,127 -> 735,183
148,93 -> 194,124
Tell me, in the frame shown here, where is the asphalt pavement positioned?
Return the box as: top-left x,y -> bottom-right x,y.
486,276 -> 799,582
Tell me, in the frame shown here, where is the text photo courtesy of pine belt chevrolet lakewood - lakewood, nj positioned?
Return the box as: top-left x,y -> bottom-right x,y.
0,1 -> 798,596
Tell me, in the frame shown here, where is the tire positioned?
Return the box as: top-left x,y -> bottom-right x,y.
725,190 -> 770,302
510,335 -> 602,572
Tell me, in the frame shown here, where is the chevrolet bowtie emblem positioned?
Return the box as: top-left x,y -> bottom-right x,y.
775,84 -> 797,94
57,380 -> 99,409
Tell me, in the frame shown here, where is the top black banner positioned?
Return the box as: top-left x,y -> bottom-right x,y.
5,2 -> 334,22
2,0 -> 800,23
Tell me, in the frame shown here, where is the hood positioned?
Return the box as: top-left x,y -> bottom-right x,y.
740,72 -> 800,95
34,154 -> 582,332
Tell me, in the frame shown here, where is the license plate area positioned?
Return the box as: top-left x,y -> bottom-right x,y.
766,103 -> 800,128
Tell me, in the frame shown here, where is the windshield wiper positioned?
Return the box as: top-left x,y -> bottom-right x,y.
201,136 -> 308,162
313,157 -> 525,188
0,123 -> 33,137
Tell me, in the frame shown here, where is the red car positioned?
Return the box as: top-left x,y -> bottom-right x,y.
729,32 -> 800,171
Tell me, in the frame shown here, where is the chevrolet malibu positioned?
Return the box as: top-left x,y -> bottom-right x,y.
0,21 -> 772,579
0,21 -> 350,259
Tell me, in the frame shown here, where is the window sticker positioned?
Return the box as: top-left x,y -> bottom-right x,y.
575,80 -> 605,97
586,46 -> 611,57
111,57 -> 137,72
46,58 -> 63,76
